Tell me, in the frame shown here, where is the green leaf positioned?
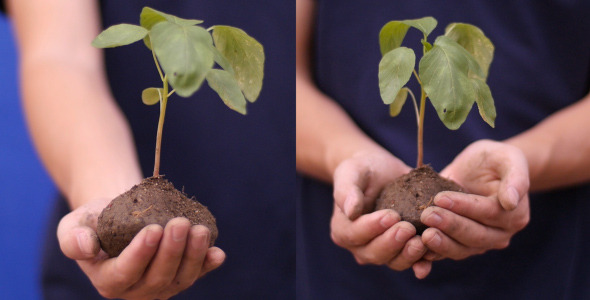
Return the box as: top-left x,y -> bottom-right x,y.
212,26 -> 265,102
210,46 -> 235,76
402,17 -> 438,37
445,23 -> 494,79
419,36 -> 479,130
151,21 -> 214,97
389,87 -> 409,117
206,69 -> 247,115
378,47 -> 415,105
471,79 -> 496,127
379,22 -> 410,56
140,7 -> 204,49
141,87 -> 163,105
92,24 -> 148,48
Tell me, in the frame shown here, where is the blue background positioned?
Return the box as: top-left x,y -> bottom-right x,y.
0,13 -> 56,300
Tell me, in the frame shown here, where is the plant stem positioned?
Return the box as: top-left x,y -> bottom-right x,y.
153,75 -> 169,177
417,86 -> 426,168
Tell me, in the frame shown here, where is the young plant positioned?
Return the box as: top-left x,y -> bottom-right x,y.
91,7 -> 264,257
375,17 -> 495,233
378,16 -> 495,167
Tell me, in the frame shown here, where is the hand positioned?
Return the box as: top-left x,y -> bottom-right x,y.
330,149 -> 433,279
57,198 -> 225,299
420,140 -> 530,261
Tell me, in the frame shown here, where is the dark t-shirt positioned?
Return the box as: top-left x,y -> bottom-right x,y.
41,1 -> 294,299
297,0 -> 590,299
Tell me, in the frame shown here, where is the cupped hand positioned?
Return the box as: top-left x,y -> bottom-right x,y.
57,198 -> 225,299
330,150 -> 432,279
420,140 -> 530,261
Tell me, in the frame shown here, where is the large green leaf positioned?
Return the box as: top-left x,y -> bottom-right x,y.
378,47 -> 415,105
212,26 -> 264,102
140,7 -> 204,49
379,17 -> 437,56
445,23 -> 494,79
92,24 -> 148,48
471,78 -> 496,127
151,21 -> 214,97
206,69 -> 247,115
389,87 -> 409,117
141,87 -> 162,105
419,36 -> 479,130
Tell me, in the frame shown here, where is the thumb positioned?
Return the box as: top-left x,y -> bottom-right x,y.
497,149 -> 530,211
57,211 -> 101,260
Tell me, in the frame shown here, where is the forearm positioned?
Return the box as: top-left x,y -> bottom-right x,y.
10,0 -> 142,208
506,93 -> 590,191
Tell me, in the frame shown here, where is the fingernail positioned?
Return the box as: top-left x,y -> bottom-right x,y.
408,245 -> 424,257
429,233 -> 442,247
425,211 -> 442,226
76,233 -> 92,256
434,196 -> 453,209
395,228 -> 413,242
145,226 -> 161,247
343,194 -> 356,218
379,212 -> 398,228
507,186 -> 519,209
172,223 -> 189,242
192,226 -> 209,249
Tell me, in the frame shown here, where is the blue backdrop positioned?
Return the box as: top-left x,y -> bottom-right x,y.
0,13 -> 56,300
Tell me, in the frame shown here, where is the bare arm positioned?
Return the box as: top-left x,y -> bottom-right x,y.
8,0 -> 141,209
506,93 -> 590,192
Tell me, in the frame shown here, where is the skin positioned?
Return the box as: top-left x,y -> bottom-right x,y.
7,0 -> 225,298
297,0 -> 590,279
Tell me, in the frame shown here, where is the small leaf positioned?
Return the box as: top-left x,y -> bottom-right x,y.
379,47 -> 415,105
151,21 -> 214,97
445,23 -> 494,79
140,7 -> 204,49
212,25 -> 265,102
206,69 -> 247,115
471,79 -> 496,127
379,17 -> 437,56
390,87 -> 409,117
210,46 -> 235,76
142,87 -> 163,105
419,36 -> 478,130
92,24 -> 148,48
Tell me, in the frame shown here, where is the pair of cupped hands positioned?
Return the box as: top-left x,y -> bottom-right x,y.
330,140 -> 531,279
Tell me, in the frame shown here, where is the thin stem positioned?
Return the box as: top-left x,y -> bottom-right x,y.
167,89 -> 175,97
406,88 -> 419,128
413,69 -> 422,85
151,39 -> 165,82
417,87 -> 426,168
153,74 -> 169,177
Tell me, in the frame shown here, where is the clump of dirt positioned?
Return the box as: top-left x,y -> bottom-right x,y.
97,176 -> 217,257
375,165 -> 462,234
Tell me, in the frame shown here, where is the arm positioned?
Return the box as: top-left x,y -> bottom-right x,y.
296,0 -> 432,278
7,1 -> 224,298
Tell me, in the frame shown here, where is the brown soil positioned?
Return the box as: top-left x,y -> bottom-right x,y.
375,165 -> 462,234
97,176 -> 217,257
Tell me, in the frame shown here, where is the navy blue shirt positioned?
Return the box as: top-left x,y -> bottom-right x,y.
297,0 -> 590,299
41,1 -> 294,299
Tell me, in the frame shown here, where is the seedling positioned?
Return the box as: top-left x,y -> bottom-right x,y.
375,17 -> 495,233
91,7 -> 265,257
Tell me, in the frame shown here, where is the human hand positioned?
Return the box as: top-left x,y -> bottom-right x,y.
57,198 -> 225,299
420,140 -> 530,261
330,150 -> 433,279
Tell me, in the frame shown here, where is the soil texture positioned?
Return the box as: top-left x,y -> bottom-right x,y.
97,176 -> 217,257
375,165 -> 462,234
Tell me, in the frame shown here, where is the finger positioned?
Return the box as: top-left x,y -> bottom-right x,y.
421,228 -> 483,260
352,221 -> 415,265
412,260 -> 432,279
433,192 -> 508,228
497,158 -> 529,211
85,224 -> 163,298
387,235 -> 427,271
131,218 -> 191,293
330,207 -> 400,248
57,213 -> 101,260
198,247 -> 226,278
172,225 -> 210,288
423,250 -> 443,261
333,161 -> 370,219
421,206 -> 510,250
